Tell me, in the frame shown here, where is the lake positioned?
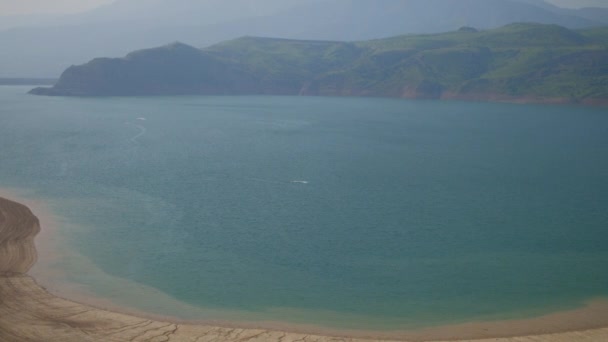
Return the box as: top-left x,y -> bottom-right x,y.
1,85 -> 607,331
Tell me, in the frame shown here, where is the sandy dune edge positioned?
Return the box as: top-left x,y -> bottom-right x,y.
1,195 -> 608,342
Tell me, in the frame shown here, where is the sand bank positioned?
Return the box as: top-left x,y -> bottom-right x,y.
2,194 -> 608,341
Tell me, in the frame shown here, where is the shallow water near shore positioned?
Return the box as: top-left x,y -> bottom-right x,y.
1,85 -> 608,331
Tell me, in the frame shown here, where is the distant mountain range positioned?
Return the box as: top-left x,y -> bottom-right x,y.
31,23 -> 608,106
2,0 -> 608,77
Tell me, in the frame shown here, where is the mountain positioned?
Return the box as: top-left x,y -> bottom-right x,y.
73,0 -> 305,27
2,0 -> 608,78
545,0 -> 608,8
573,7 -> 608,23
30,23 -> 608,105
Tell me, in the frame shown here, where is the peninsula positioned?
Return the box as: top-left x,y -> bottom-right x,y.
30,23 -> 608,105
31,23 -> 608,104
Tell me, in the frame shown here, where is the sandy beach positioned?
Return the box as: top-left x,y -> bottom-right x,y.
2,194 -> 608,342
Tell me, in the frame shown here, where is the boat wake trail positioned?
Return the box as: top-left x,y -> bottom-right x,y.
126,122 -> 147,144
243,177 -> 309,185
244,177 -> 284,185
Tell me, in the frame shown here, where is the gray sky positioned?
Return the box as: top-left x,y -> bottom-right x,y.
1,0 -> 607,15
0,0 -> 114,15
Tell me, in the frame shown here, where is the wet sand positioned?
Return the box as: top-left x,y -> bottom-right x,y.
2,194 -> 608,341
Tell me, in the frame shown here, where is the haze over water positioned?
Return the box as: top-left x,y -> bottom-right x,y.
1,86 -> 608,330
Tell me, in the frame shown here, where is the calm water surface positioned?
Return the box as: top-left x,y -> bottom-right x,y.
1,86 -> 608,330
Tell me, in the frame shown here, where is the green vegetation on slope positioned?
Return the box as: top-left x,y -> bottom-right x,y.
31,23 -> 608,104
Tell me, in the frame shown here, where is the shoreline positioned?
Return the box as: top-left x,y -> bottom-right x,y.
2,194 -> 608,341
25,86 -> 608,108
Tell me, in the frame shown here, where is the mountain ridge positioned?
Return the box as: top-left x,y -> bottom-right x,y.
30,23 -> 608,106
3,0 -> 608,78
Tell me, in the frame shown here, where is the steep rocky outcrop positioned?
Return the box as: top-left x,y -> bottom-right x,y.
0,198 -> 40,276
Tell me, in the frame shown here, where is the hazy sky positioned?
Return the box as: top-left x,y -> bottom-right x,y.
0,0 -> 114,15
1,0 -> 607,15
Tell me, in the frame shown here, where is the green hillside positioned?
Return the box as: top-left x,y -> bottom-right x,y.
31,23 -> 608,104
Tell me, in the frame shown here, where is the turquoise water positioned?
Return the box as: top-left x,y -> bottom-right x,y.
1,85 -> 608,330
